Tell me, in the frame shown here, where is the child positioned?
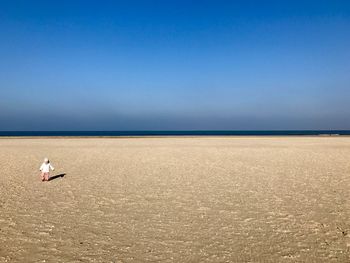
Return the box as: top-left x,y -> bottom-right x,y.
39,158 -> 55,181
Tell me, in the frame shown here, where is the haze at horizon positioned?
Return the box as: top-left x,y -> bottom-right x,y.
1,0 -> 349,130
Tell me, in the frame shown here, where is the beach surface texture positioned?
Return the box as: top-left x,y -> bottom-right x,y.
0,137 -> 349,262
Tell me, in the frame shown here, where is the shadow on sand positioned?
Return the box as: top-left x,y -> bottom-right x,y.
49,173 -> 66,181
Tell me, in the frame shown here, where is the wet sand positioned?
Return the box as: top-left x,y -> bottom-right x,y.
0,137 -> 349,262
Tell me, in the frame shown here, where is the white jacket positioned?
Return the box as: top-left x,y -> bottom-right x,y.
39,163 -> 55,173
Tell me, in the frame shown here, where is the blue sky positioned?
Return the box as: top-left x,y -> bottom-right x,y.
0,0 -> 349,130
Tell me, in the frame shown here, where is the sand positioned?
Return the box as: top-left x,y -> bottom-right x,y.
0,137 -> 349,262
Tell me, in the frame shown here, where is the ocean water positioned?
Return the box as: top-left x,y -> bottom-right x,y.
0,130 -> 349,137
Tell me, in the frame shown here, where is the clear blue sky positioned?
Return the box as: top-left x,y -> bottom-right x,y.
0,0 -> 349,130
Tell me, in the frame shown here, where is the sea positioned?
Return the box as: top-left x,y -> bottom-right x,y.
0,130 -> 349,137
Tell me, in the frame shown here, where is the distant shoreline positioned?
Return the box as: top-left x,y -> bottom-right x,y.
0,130 -> 350,139
0,130 -> 350,138
1,136 -> 350,140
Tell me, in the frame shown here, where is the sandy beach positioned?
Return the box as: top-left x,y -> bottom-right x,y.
0,137 -> 349,262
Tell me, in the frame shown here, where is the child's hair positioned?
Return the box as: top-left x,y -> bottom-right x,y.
44,157 -> 50,163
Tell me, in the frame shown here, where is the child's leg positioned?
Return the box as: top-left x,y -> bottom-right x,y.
44,172 -> 49,181
41,172 -> 45,181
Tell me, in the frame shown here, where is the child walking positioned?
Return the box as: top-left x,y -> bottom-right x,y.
39,158 -> 55,181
